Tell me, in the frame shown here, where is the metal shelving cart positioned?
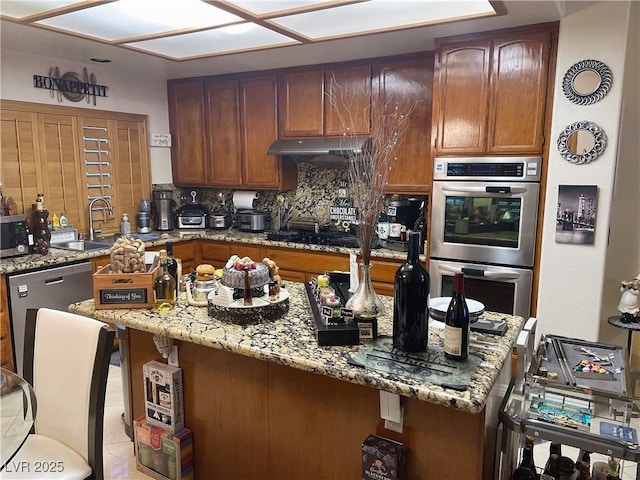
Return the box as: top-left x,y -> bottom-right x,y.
496,333 -> 639,479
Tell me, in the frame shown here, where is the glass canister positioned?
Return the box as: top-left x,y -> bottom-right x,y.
110,236 -> 146,273
192,279 -> 217,302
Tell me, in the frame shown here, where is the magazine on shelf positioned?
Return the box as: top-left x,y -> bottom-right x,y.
528,396 -> 592,432
600,421 -> 638,445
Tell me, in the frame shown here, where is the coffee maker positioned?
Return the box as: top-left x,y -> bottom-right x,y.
153,190 -> 175,231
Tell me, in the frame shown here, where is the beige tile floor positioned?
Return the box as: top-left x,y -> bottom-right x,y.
103,365 -> 147,480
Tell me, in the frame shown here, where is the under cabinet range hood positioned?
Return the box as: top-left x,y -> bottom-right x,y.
266,137 -> 370,163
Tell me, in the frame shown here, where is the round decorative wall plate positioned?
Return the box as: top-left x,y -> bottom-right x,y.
557,120 -> 607,164
562,59 -> 613,105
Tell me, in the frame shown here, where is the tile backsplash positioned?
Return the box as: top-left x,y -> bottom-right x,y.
153,162 -> 426,229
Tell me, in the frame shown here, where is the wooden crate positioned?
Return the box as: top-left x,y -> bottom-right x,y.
93,264 -> 160,309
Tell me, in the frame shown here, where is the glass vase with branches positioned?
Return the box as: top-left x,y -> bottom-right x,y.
327,75 -> 420,318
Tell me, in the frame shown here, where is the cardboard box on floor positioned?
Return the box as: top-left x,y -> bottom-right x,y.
134,417 -> 193,480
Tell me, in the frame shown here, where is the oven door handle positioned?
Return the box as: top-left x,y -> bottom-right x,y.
439,264 -> 521,280
440,185 -> 528,194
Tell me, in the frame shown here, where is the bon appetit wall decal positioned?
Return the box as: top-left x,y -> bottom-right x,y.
33,66 -> 108,105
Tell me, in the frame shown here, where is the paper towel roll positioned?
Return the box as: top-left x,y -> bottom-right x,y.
233,191 -> 259,210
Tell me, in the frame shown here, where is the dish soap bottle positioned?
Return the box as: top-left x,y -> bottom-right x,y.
121,213 -> 131,235
51,212 -> 60,229
59,212 -> 68,227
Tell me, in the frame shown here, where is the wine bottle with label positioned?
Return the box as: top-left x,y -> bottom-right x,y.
392,231 -> 429,352
153,249 -> 176,312
444,272 -> 470,360
165,241 -> 181,296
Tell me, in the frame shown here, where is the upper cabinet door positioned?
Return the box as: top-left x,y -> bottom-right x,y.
433,25 -> 555,156
325,64 -> 372,136
432,42 -> 491,155
279,69 -> 324,137
168,80 -> 208,186
240,75 -> 281,189
375,55 -> 434,194
205,77 -> 243,187
487,30 -> 551,154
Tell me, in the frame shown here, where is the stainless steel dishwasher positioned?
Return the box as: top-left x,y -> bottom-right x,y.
7,261 -> 94,375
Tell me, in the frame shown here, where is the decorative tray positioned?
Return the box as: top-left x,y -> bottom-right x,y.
207,286 -> 289,325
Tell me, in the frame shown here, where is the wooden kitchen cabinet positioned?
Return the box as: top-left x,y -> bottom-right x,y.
324,64 -> 371,136
168,80 -> 208,186
204,77 -> 243,187
200,240 -> 260,268
278,63 -> 371,138
433,24 -> 556,156
169,75 -> 296,190
240,74 -> 297,190
374,54 -> 434,194
278,69 -> 325,137
0,275 -> 14,371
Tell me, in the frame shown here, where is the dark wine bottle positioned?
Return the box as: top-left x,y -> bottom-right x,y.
516,436 -> 538,480
165,241 -> 179,296
541,443 -> 562,480
444,272 -> 470,360
392,231 -> 429,352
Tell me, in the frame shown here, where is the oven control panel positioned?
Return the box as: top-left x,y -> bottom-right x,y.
433,156 -> 541,182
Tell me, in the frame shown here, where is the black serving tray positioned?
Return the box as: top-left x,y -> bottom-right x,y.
304,281 -> 360,346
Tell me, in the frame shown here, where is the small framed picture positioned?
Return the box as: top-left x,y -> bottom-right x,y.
556,185 -> 598,245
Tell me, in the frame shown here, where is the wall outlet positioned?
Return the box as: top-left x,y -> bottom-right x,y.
384,417 -> 403,433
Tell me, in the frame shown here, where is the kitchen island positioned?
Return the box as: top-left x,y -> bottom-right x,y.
70,282 -> 522,479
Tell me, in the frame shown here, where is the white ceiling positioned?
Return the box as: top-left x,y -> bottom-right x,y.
0,1 -> 597,79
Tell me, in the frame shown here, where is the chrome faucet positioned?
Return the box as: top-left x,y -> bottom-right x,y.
88,197 -> 113,240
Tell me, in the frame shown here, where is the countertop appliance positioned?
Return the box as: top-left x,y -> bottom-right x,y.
0,215 -> 31,257
7,261 -> 93,375
209,213 -> 231,230
153,189 -> 175,231
237,210 -> 270,232
137,198 -> 152,233
175,203 -> 208,229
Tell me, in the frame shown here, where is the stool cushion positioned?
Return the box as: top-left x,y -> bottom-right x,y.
1,434 -> 92,479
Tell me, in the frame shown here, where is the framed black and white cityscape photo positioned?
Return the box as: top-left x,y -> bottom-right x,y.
556,185 -> 598,245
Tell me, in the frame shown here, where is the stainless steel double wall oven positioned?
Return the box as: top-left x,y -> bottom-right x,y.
429,157 -> 542,318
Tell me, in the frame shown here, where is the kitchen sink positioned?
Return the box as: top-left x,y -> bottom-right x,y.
53,240 -> 112,252
93,233 -> 161,243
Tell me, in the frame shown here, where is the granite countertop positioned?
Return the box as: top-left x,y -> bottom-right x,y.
69,282 -> 522,414
0,229 -> 411,275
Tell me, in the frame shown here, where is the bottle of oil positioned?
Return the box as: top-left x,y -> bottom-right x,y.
153,249 -> 176,312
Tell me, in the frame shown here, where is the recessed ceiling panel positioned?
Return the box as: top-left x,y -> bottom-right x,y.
126,24 -> 300,59
224,0 -> 344,16
0,0 -> 86,19
35,0 -> 242,41
269,0 -> 497,39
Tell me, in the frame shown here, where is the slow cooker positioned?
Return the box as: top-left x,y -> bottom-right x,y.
209,213 -> 232,230
236,210 -> 270,232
